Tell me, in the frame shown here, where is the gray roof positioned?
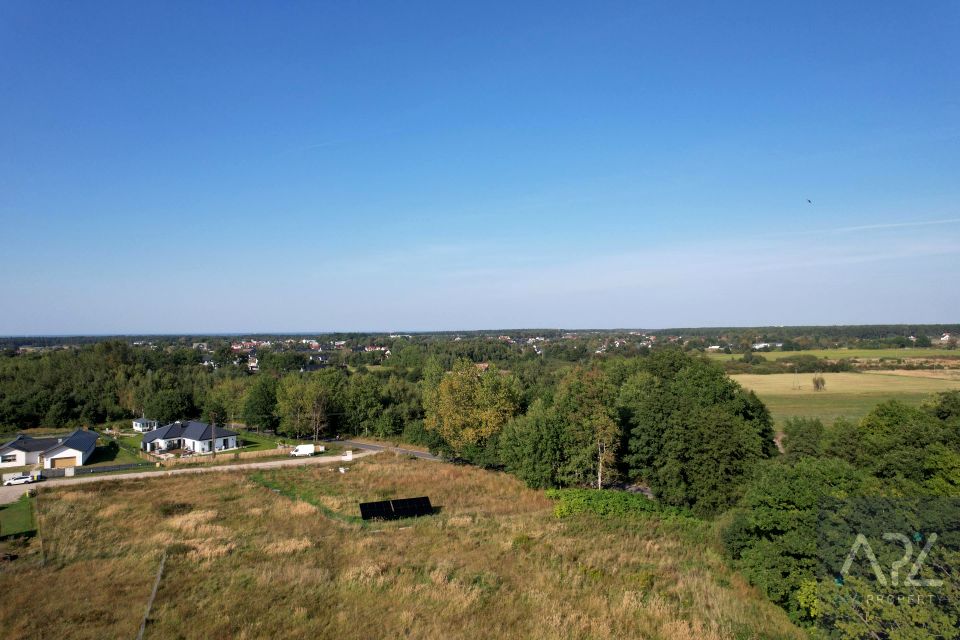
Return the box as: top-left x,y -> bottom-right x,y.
0,430 -> 98,454
57,429 -> 99,454
1,435 -> 60,453
142,421 -> 237,444
133,417 -> 155,424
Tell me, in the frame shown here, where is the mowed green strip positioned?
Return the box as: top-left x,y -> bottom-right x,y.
709,347 -> 958,361
731,372 -> 960,426
0,495 -> 35,538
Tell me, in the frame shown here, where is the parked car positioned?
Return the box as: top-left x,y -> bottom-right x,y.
289,444 -> 315,457
3,474 -> 34,486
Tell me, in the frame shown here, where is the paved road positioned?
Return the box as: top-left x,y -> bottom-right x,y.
0,442 -> 441,505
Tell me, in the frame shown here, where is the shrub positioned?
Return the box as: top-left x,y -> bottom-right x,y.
544,488 -> 689,519
157,502 -> 193,517
812,374 -> 826,391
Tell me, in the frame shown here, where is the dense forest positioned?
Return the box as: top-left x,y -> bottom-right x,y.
1,336 -> 958,636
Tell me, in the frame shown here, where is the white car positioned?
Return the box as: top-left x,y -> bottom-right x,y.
3,474 -> 34,486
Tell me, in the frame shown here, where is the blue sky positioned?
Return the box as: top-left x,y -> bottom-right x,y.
1,1 -> 958,334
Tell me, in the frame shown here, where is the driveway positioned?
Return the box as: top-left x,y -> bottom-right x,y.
327,438 -> 441,461
0,445 -> 428,505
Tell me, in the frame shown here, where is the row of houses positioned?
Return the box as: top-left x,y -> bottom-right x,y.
0,429 -> 99,470
1,417 -> 242,473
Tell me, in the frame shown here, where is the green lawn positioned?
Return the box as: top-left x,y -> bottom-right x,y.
235,429 -> 284,451
731,371 -> 960,426
709,347 -> 959,362
234,428 -> 313,452
86,445 -> 144,467
0,494 -> 35,538
86,431 -> 148,467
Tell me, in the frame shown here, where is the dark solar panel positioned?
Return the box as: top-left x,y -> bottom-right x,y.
359,496 -> 433,521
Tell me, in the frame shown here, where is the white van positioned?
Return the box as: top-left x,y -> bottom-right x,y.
289,444 -> 315,457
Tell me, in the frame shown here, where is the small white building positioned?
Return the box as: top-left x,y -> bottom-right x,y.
132,417 -> 159,432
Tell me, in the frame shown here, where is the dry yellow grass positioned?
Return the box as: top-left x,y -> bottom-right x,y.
732,372 -> 960,395
0,456 -> 802,640
865,368 -> 960,381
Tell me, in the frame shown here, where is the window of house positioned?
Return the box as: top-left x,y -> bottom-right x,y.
1,454 -> 16,463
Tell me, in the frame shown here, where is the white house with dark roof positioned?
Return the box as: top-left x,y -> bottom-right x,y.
0,429 -> 99,469
141,421 -> 238,454
132,417 -> 159,432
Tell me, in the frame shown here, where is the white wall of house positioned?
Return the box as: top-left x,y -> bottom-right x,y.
146,438 -> 180,452
0,449 -> 37,468
183,436 -> 237,453
41,446 -> 87,469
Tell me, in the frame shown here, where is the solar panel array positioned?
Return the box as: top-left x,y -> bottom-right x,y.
359,496 -> 433,521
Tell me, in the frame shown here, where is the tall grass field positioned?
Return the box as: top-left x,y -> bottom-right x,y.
0,455 -> 801,640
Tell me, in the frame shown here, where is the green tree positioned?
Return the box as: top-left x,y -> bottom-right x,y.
850,400 -> 947,482
276,375 -> 312,439
242,376 -> 279,432
306,369 -> 346,441
782,417 -> 824,460
145,389 -> 193,424
619,352 -> 775,514
424,359 -> 520,458
551,367 -> 620,487
346,373 -> 382,436
207,377 -> 249,426
812,374 -> 826,391
723,457 -> 865,622
499,400 -> 563,488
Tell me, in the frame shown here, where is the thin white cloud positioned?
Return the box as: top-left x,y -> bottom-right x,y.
773,217 -> 960,237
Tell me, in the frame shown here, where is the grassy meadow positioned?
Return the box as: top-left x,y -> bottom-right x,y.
0,455 -> 802,640
708,347 -> 958,362
731,371 -> 960,426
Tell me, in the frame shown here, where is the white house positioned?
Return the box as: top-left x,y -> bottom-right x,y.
132,417 -> 159,432
0,436 -> 50,467
0,430 -> 99,469
141,421 -> 238,455
40,430 -> 99,469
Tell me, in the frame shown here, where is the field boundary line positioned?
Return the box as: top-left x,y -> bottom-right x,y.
136,550 -> 167,640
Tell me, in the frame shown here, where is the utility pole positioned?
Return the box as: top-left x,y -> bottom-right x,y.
210,419 -> 217,460
597,441 -> 603,489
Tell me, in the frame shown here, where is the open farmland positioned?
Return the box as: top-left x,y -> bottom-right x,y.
708,347 -> 959,362
0,455 -> 801,640
730,371 -> 960,425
